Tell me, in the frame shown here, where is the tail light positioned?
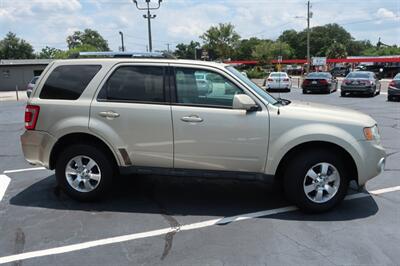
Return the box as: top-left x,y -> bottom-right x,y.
283,78 -> 289,81
389,80 -> 395,87
319,79 -> 328,85
302,79 -> 310,86
267,78 -> 273,82
25,105 -> 40,130
361,80 -> 371,85
344,79 -> 351,85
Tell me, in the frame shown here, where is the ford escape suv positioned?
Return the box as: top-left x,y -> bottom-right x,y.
21,57 -> 386,212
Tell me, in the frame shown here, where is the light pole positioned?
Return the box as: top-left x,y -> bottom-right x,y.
119,31 -> 125,52
306,0 -> 311,74
132,0 -> 162,52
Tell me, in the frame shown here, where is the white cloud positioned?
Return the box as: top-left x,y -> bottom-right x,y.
376,8 -> 400,21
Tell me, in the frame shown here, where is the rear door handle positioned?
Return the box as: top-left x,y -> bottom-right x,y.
99,111 -> 120,119
181,115 -> 203,123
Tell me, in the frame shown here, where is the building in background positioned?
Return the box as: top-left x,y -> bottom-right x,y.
0,59 -> 52,91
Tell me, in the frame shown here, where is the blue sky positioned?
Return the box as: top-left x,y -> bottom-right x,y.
0,0 -> 399,54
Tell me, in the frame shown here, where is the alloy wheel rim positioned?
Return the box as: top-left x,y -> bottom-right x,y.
303,162 -> 340,203
65,155 -> 101,193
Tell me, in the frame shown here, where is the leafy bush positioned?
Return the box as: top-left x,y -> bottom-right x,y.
246,67 -> 266,79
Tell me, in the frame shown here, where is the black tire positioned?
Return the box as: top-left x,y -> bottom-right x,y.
302,89 -> 307,94
55,144 -> 115,201
388,95 -> 394,101
283,149 -> 349,213
340,91 -> 346,97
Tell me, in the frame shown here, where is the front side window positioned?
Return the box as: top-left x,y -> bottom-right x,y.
40,65 -> 101,100
99,66 -> 165,103
175,68 -> 243,108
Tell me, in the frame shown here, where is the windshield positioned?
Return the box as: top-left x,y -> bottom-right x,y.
226,66 -> 278,105
394,73 -> 400,80
31,76 -> 39,84
347,72 -> 371,79
307,72 -> 330,78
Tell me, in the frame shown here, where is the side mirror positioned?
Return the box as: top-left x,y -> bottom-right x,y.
233,94 -> 258,111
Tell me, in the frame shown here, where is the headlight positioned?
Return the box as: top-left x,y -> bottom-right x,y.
363,125 -> 380,141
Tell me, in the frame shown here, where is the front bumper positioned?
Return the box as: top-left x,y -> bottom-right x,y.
20,130 -> 55,168
357,140 -> 386,185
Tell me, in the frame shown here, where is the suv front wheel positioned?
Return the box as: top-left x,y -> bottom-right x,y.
283,149 -> 349,213
55,144 -> 114,201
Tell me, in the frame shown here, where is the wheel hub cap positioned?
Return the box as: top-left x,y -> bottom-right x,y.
65,155 -> 101,193
303,162 -> 340,203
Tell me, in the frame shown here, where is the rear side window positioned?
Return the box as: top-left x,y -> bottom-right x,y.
40,65 -> 101,100
98,66 -> 165,103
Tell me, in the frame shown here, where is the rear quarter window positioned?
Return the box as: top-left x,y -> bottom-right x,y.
39,65 -> 101,100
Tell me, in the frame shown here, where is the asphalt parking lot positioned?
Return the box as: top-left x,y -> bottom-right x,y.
0,87 -> 399,265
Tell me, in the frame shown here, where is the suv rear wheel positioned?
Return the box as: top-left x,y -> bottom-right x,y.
55,144 -> 114,201
283,149 -> 349,213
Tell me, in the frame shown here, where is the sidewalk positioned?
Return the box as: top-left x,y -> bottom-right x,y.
0,91 -> 28,102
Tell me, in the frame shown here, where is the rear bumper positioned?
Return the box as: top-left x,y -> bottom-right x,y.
302,85 -> 330,92
341,85 -> 373,93
267,83 -> 291,89
20,130 -> 55,168
388,87 -> 400,96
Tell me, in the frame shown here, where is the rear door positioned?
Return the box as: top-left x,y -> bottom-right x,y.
170,65 -> 269,173
89,63 -> 173,168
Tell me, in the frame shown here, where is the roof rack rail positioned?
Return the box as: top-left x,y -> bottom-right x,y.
71,51 -> 176,59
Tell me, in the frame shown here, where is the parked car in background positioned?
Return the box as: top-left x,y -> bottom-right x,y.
330,66 -> 349,77
302,72 -> 338,94
26,76 -> 40,97
341,71 -> 381,97
21,57 -> 386,213
388,73 -> 400,101
265,72 -> 292,92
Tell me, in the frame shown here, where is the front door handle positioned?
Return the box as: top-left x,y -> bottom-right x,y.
99,111 -> 120,119
181,115 -> 203,123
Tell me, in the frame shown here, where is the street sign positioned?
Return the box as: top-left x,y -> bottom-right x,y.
312,57 -> 327,66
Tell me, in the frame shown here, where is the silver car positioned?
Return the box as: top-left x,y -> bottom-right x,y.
21,58 -> 386,212
265,72 -> 292,92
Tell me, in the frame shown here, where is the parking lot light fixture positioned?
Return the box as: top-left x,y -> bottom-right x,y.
132,0 -> 163,52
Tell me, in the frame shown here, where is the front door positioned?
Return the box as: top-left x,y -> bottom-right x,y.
170,66 -> 270,173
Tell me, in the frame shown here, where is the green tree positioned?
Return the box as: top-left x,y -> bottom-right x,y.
66,29 -> 109,51
233,37 -> 264,60
361,46 -> 400,56
174,41 -> 200,59
0,32 -> 34,59
326,42 -> 348,58
278,24 -> 354,58
200,23 -> 240,60
252,41 -> 293,63
347,40 -> 373,56
37,46 -> 63,59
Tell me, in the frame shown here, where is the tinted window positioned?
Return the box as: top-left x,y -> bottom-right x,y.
307,72 -> 331,78
270,73 -> 287,77
99,66 -> 164,102
40,65 -> 101,100
394,73 -> 400,80
347,72 -> 371,79
175,68 -> 243,108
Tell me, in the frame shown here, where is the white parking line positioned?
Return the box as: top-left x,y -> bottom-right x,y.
0,174 -> 11,202
0,185 -> 400,264
3,167 -> 47,174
